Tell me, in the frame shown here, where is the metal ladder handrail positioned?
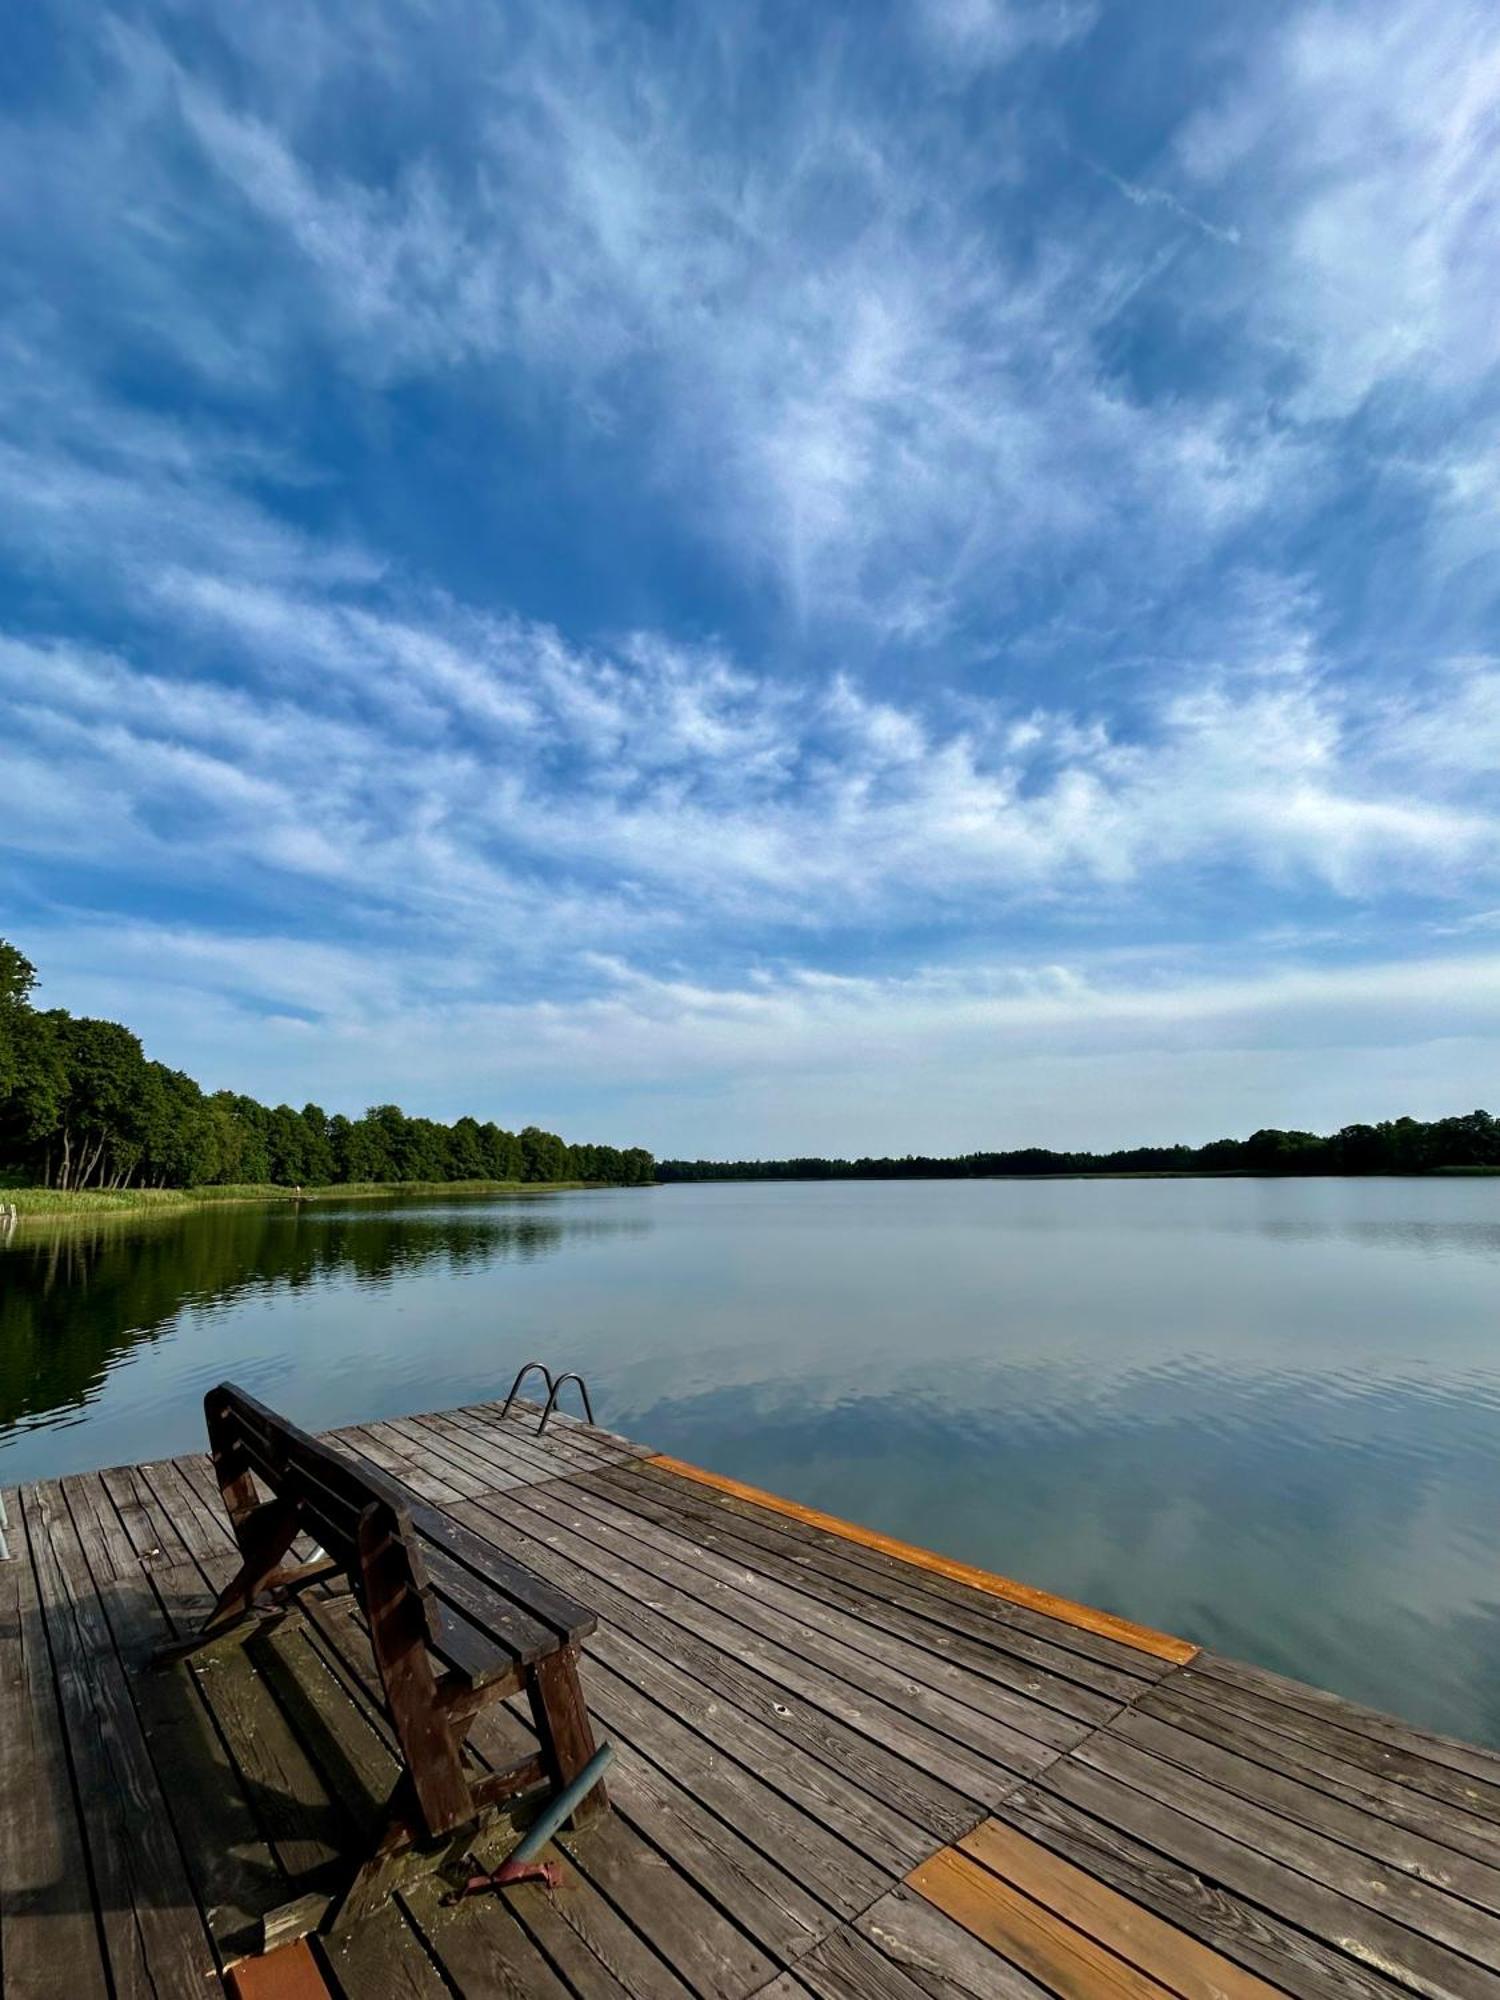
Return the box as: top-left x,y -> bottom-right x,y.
536,1371 -> 595,1435
500,1359 -> 598,1435
500,1359 -> 556,1420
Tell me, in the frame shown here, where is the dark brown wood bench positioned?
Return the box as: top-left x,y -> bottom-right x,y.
167,1381 -> 608,1934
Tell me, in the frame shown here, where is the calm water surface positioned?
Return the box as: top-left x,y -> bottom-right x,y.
4,1177 -> 1499,1744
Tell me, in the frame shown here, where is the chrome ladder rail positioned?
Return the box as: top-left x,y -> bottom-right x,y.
500,1359 -> 556,1420
499,1359 -> 597,1434
536,1371 -> 595,1435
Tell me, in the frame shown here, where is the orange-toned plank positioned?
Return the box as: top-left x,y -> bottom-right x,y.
959,1819 -> 1280,1999
649,1453 -> 1196,1664
227,1940 -> 332,2000
910,1844 -> 1173,2000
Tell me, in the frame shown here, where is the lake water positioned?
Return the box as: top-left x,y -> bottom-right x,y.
4,1176 -> 1500,1745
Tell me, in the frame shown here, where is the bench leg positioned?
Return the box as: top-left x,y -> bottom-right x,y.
528,1644 -> 607,1828
359,1504 -> 475,1838
152,1498 -> 302,1664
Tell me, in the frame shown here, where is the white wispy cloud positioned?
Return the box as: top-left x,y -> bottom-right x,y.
1,1 -> 1299,642
3,0 -> 1499,1149
5,574 -> 1497,946
30,915 -> 1500,1153
1178,0 -> 1500,415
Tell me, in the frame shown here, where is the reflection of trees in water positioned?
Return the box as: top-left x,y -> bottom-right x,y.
0,1203 -> 647,1438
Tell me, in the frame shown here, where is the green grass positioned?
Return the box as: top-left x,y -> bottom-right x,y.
1,1179 -> 595,1222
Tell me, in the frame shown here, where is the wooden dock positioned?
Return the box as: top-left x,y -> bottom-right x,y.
6,1398 -> 1500,1999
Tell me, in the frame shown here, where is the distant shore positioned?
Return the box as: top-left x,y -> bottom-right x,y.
657,1164 -> 1500,1184
0,1179 -> 601,1225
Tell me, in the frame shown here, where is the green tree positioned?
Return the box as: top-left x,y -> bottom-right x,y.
447,1115 -> 487,1180
55,1015 -> 151,1187
0,938 -> 37,1012
299,1104 -> 337,1183
0,937 -> 656,1192
520,1125 -> 568,1182
266,1104 -> 312,1184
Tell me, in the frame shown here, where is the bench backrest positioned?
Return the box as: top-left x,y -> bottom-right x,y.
205,1380 -> 419,1575
205,1380 -> 598,1696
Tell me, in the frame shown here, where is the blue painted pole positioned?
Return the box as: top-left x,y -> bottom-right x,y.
507,1742 -> 614,1863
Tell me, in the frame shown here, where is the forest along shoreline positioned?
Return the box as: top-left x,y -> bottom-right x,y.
0,937 -> 654,1209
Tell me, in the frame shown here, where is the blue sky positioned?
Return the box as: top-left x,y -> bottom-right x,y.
2,0 -> 1498,1155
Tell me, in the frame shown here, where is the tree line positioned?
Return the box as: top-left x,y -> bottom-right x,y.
0,938 -> 653,1191
658,1110 -> 1500,1182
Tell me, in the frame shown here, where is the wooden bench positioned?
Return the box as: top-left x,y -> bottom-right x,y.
168,1382 -> 608,1933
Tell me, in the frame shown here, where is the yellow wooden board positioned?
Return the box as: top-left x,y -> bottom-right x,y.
648,1453 -> 1197,1664
957,1819 -> 1281,1999
910,1844 -> 1175,1999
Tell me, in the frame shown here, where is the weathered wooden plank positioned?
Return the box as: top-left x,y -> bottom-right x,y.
1073,1728 -> 1500,1973
314,1898 -> 455,1999
590,1616 -> 935,1873
647,1453 -> 1197,1665
1108,1705 -> 1500,1917
1138,1680 -> 1500,1872
407,1409 -> 594,1502
512,1479 -> 1083,1773
117,1462 -> 353,1896
140,1455 -> 237,1560
25,1479 -> 221,1999
571,1462 -> 1125,1728
65,1473 -> 290,1957
254,1615 -> 399,1841
585,1457 -> 1151,1709
458,1485 -> 1027,1810
449,1493 -> 981,1842
377,1416 -> 514,1498
399,1874 -> 578,2000
295,1589 -> 415,1758
1193,1656 -> 1500,1792
461,1398 -> 653,1462
585,1733 -> 834,1963
955,1818 -> 1282,1999
998,1784 -> 1415,2000
404,1495 -> 597,1643
0,1488 -> 112,2000
862,1880 -> 1072,1998
794,1892 -> 1044,2000
559,1804 -> 781,1997
541,1470 -> 1064,1743
1172,1666 -> 1500,1826
431,1422 -> 614,1493
156,1563 -> 353,1887
404,1409 -> 598,1496
1043,1751 -> 1500,2000
503,1857 -> 698,2000
581,1649 -> 888,1923
98,1462 -> 180,1568
618,1454 -> 1179,1683
339,1426 -> 476,1507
